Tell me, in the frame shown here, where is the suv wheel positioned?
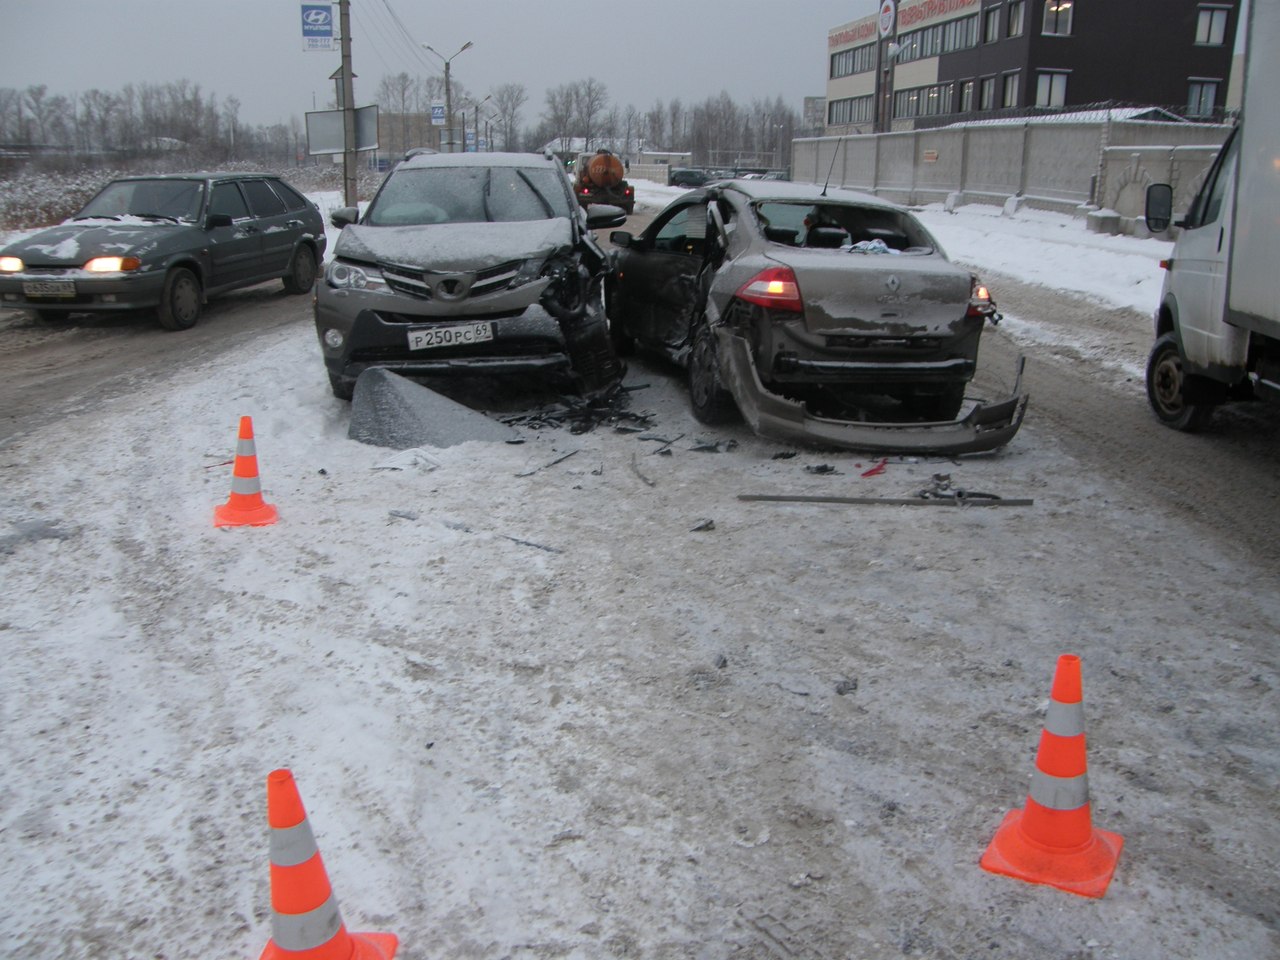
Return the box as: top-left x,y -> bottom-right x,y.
565,316 -> 624,396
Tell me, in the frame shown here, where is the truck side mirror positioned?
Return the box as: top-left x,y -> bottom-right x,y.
1145,183 -> 1173,234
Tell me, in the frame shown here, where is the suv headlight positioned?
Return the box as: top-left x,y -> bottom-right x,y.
513,258 -> 545,286
325,260 -> 386,290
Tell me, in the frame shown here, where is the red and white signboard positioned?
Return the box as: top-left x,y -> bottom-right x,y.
878,0 -> 897,37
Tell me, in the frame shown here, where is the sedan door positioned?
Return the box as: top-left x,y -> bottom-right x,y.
240,178 -> 297,278
205,181 -> 264,290
615,201 -> 709,352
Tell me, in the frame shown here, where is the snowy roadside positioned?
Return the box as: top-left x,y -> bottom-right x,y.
2,177 -> 1276,959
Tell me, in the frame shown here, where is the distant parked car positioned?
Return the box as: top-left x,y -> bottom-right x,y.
668,167 -> 711,188
0,173 -> 327,329
314,151 -> 628,400
607,180 -> 1026,454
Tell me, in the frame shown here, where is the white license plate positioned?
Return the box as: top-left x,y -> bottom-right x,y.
407,321 -> 494,351
23,280 -> 76,297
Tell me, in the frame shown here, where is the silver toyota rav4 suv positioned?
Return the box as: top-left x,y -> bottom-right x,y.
314,150 -> 627,400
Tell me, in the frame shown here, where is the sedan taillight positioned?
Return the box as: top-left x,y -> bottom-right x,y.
736,266 -> 803,313
966,276 -> 997,319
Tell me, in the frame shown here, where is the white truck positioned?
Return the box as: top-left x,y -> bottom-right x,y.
1143,0 -> 1280,430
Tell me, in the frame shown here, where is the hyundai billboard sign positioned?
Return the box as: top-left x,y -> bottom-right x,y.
302,4 -> 336,52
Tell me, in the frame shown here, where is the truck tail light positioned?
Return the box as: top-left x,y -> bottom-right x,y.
736,266 -> 803,313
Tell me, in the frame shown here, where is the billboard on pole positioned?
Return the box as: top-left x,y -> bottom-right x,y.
301,4 -> 336,52
305,106 -> 380,155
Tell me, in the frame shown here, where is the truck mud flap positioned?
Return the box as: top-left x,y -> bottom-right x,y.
720,333 -> 1028,455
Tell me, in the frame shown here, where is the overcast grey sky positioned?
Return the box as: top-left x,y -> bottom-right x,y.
2,0 -> 878,129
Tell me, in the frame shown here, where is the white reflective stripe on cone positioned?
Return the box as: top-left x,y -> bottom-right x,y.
1044,699 -> 1085,738
237,438 -> 258,456
271,893 -> 344,952
269,820 -> 319,868
230,476 -> 263,494
1029,768 -> 1090,810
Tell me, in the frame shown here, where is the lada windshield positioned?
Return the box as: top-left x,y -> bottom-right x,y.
76,179 -> 205,222
366,165 -> 573,226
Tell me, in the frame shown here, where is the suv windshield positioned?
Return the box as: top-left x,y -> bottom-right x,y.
365,165 -> 573,226
77,179 -> 205,222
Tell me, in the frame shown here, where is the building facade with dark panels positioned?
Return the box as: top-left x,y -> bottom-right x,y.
825,0 -> 1240,133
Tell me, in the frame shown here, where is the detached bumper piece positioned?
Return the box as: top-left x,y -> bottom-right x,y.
721,333 -> 1028,455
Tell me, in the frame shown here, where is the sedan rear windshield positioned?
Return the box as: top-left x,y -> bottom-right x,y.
77,179 -> 205,222
753,201 -> 935,253
366,166 -> 573,226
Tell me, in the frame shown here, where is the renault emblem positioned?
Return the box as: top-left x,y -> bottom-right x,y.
885,275 -> 901,293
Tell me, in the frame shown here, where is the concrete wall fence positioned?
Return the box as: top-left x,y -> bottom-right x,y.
791,119 -> 1229,236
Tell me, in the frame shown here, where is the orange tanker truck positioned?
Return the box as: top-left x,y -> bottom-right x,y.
573,149 -> 634,216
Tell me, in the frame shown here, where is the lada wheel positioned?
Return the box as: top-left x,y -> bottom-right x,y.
157,267 -> 201,331
283,245 -> 318,295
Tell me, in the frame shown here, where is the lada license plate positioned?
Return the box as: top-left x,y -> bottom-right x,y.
23,280 -> 76,298
408,321 -> 493,351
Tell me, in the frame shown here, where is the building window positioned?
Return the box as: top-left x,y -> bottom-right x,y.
1002,72 -> 1020,107
980,76 -> 997,110
893,83 -> 955,119
943,15 -> 981,52
1036,71 -> 1068,107
1195,6 -> 1230,45
1187,79 -> 1219,117
960,80 -> 975,113
1043,0 -> 1073,36
828,95 -> 874,126
984,6 -> 1001,42
1008,1 -> 1025,36
831,43 -> 876,79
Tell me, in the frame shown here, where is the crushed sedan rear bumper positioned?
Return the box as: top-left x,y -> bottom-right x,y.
719,331 -> 1028,455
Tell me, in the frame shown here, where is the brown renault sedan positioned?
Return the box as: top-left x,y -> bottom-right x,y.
608,179 -> 1026,454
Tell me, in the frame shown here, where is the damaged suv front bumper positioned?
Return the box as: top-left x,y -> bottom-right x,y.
719,332 -> 1028,455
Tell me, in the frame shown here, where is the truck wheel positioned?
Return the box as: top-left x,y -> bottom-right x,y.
1146,333 -> 1213,431
157,267 -> 201,330
688,321 -> 738,424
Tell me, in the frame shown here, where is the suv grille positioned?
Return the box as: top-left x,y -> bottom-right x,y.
381,260 -> 524,301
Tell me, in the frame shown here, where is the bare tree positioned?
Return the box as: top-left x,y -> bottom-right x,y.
491,82 -> 527,151
543,84 -> 575,153
645,100 -> 666,150
573,77 -> 609,151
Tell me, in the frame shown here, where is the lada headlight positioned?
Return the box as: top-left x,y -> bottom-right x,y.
0,256 -> 23,272
325,260 -> 386,290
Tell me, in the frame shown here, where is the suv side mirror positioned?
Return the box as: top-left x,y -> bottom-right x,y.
330,206 -> 360,228
1145,183 -> 1173,233
609,231 -> 633,248
586,206 -> 627,230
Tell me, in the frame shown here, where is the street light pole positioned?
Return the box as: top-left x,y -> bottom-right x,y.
423,41 -> 473,152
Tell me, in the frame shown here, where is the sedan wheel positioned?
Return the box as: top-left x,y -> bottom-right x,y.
688,321 -> 738,424
157,267 -> 201,330
283,245 -> 318,295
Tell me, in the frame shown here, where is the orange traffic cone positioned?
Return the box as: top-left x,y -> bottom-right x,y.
214,416 -> 278,527
980,654 -> 1124,898
259,769 -> 398,960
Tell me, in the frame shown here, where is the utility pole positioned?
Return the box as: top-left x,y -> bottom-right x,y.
338,0 -> 357,206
